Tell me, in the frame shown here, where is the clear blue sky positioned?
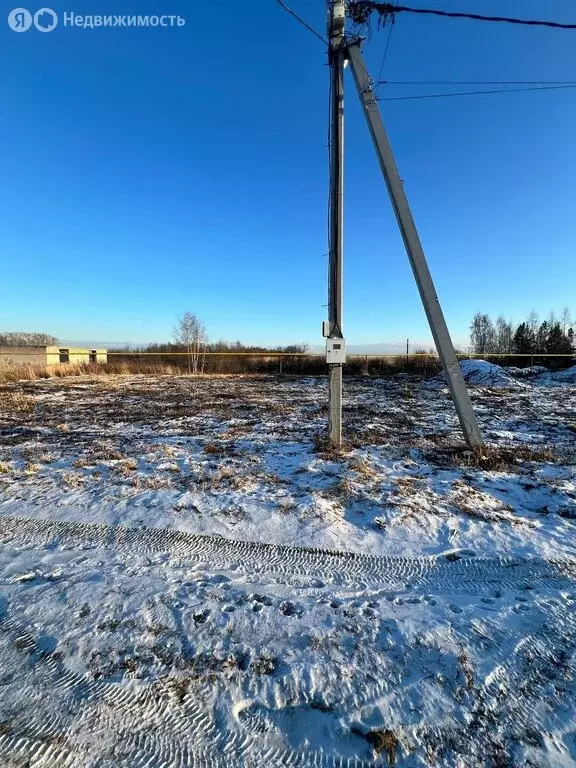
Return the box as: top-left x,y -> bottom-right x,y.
1,0 -> 575,348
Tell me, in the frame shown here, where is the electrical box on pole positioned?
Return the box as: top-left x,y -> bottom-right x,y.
326,338 -> 347,364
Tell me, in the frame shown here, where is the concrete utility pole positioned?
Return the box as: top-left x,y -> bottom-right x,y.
326,0 -> 346,446
346,40 -> 484,450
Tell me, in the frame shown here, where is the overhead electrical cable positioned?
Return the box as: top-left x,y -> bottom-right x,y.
377,84 -> 576,101
379,80 -> 576,85
347,2 -> 576,30
273,0 -> 328,44
376,0 -> 400,82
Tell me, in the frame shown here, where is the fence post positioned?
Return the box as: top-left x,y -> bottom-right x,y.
279,355 -> 283,375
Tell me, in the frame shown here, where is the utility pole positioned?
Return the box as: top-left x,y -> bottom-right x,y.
326,0 -> 346,446
346,40 -> 484,450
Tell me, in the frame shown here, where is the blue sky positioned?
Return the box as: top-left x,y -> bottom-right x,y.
1,0 -> 575,348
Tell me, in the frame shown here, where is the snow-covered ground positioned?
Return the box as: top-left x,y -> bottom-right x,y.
0,363 -> 575,766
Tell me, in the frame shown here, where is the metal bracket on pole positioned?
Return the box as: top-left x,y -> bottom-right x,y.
346,40 -> 484,451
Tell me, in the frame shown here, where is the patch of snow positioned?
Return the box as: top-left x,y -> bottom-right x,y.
1,373 -> 575,765
458,359 -> 526,389
550,365 -> 576,384
507,365 -> 549,378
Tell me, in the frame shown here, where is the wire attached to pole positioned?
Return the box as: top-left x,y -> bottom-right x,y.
377,83 -> 576,102
347,1 -> 576,30
273,0 -> 328,44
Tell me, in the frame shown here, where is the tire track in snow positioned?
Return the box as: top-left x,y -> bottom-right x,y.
2,599 -> 576,768
0,612 -> 372,768
482,597 -> 576,740
1,514 -> 574,594
402,597 -> 576,764
2,514 -> 576,766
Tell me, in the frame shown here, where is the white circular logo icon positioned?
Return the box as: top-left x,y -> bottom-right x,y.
34,7 -> 57,31
8,8 -> 32,31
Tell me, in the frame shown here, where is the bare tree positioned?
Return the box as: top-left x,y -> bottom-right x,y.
470,313 -> 495,355
495,315 -> 514,354
0,331 -> 58,346
173,312 -> 207,374
527,310 -> 539,338
282,343 -> 309,353
561,307 -> 572,335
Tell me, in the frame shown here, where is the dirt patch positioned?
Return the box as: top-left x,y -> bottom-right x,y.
364,729 -> 399,764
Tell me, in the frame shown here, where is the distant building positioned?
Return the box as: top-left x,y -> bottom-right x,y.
0,346 -> 107,365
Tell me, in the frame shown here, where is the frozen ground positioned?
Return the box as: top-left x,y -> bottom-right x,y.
0,364 -> 575,766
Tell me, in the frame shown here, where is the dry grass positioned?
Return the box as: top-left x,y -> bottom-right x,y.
0,461 -> 11,474
21,446 -> 53,463
331,477 -> 356,501
141,476 -> 173,490
0,391 -> 35,413
449,484 -> 530,526
61,472 -> 86,487
458,649 -> 475,691
312,434 -> 352,459
92,443 -> 125,461
0,364 -> 49,385
203,442 -> 236,457
0,361 -> 185,385
425,445 -> 564,472
114,459 -> 138,476
221,425 -> 251,439
454,445 -> 560,471
364,729 -> 399,764
211,465 -> 236,487
393,476 -> 422,491
131,475 -> 174,490
73,457 -> 92,468
348,456 -> 378,480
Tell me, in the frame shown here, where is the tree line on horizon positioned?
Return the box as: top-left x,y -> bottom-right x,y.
0,332 -> 58,347
4,306 -> 574,367
470,309 -> 575,355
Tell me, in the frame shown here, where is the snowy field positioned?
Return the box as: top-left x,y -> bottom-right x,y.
0,362 -> 575,766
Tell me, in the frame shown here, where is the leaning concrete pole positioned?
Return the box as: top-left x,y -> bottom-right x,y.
346,40 -> 484,451
327,0 -> 346,446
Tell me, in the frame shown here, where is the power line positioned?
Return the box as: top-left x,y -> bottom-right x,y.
348,2 -> 576,30
380,80 -> 576,85
273,0 -> 328,44
377,83 -> 576,101
376,0 -> 399,82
